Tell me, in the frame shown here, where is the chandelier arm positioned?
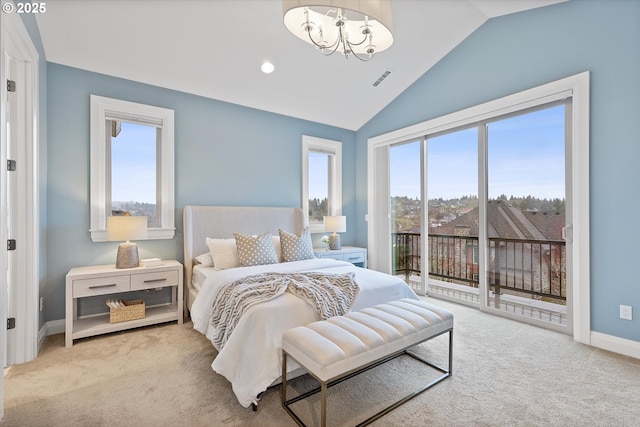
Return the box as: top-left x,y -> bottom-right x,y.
319,41 -> 341,56
305,29 -> 340,51
346,47 -> 371,61
344,38 -> 372,61
345,33 -> 369,47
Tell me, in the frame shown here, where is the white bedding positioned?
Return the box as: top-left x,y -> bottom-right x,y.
190,257 -> 418,408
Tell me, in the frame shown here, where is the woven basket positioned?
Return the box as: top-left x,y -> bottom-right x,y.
109,299 -> 145,323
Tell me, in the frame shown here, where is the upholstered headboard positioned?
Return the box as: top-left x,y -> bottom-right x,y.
183,205 -> 305,309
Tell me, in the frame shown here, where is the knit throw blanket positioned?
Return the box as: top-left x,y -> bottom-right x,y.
210,272 -> 360,350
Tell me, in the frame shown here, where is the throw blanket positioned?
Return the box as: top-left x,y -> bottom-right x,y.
210,272 -> 359,349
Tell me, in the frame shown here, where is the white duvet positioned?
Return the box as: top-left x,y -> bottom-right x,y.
190,258 -> 418,408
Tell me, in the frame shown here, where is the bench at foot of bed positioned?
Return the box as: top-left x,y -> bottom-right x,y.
281,298 -> 454,427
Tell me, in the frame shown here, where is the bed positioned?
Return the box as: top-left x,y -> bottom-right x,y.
183,205 -> 419,408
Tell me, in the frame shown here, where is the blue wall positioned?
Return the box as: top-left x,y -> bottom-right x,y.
45,65 -> 356,322
27,0 -> 640,344
354,0 -> 640,342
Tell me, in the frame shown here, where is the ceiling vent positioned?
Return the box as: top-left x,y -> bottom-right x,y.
372,70 -> 391,87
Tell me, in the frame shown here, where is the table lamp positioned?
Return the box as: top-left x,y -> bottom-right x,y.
107,214 -> 148,268
324,215 -> 346,250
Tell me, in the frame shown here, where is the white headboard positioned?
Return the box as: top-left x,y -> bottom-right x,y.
183,205 -> 305,308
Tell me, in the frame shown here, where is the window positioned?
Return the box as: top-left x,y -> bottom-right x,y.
368,72 -> 590,343
90,95 -> 175,241
302,135 -> 342,234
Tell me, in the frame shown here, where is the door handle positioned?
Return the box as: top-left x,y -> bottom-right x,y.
561,224 -> 573,243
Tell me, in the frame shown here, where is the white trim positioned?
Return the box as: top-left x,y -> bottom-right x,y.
302,135 -> 342,234
0,6 -> 7,421
38,319 -> 65,351
367,72 -> 590,345
3,2 -> 40,366
366,142 -> 390,272
90,95 -> 175,241
591,331 -> 640,360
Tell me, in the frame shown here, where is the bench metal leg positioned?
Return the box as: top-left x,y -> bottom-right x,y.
282,328 -> 453,427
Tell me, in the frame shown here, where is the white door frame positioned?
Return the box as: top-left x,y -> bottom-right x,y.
1,0 -> 40,384
367,72 -> 590,345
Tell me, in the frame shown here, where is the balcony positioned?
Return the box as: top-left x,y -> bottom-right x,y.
393,232 -> 567,326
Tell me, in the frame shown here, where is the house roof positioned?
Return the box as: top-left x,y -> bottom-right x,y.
435,200 -> 563,241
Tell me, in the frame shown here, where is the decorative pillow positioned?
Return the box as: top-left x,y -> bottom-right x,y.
279,228 -> 316,262
234,232 -> 279,267
194,252 -> 214,267
272,235 -> 282,262
206,237 -> 240,270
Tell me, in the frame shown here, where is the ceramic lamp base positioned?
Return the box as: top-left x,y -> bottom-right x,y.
115,241 -> 140,268
329,233 -> 342,250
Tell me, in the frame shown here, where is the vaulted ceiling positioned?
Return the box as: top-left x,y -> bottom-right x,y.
35,0 -> 565,131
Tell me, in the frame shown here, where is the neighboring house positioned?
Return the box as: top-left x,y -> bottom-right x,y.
432,201 -> 566,301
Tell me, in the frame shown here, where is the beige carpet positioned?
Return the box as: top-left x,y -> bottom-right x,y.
2,298 -> 640,427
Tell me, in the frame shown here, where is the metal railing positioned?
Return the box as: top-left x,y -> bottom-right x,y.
392,232 -> 566,303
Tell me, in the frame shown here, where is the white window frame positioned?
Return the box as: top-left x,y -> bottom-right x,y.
302,135 -> 342,234
368,71 -> 590,345
90,95 -> 175,241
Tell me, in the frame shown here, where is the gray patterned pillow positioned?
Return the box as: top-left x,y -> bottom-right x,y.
279,228 -> 316,262
233,232 -> 279,267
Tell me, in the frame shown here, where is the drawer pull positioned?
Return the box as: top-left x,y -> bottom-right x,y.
347,257 -> 360,261
144,278 -> 167,284
88,283 -> 117,289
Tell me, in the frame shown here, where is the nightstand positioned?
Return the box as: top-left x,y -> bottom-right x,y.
65,260 -> 183,347
314,246 -> 367,268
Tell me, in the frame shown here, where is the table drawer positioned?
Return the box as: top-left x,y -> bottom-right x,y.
73,275 -> 130,298
131,270 -> 180,291
315,252 -> 343,261
343,252 -> 366,264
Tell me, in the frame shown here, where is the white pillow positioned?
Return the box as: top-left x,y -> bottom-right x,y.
206,237 -> 240,270
272,235 -> 282,262
194,252 -> 214,267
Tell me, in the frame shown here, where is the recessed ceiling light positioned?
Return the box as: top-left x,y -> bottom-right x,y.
261,61 -> 275,74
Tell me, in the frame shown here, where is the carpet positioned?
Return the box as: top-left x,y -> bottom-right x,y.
2,298 -> 639,426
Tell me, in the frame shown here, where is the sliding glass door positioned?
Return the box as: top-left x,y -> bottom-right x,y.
385,101 -> 571,332
484,103 -> 569,329
370,73 -> 589,339
426,128 -> 478,306
390,141 -> 422,292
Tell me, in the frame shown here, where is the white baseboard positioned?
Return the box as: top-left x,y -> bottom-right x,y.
37,319 -> 65,352
591,331 -> 640,360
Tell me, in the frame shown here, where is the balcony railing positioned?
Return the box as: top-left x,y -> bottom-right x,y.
393,232 -> 566,304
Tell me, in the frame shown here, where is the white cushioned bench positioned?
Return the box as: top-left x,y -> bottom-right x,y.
281,298 -> 454,427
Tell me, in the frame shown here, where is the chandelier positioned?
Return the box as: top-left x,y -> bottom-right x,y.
283,0 -> 393,61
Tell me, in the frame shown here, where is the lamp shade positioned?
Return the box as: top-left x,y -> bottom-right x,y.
324,215 -> 346,233
106,216 -> 148,242
283,0 -> 393,58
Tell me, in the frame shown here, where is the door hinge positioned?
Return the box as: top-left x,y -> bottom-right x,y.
7,79 -> 16,92
7,159 -> 16,172
7,239 -> 16,251
7,317 -> 16,330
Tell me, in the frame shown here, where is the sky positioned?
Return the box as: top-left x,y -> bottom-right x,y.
390,104 -> 566,200
111,121 -> 156,204
308,151 -> 329,200
116,105 -> 565,205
